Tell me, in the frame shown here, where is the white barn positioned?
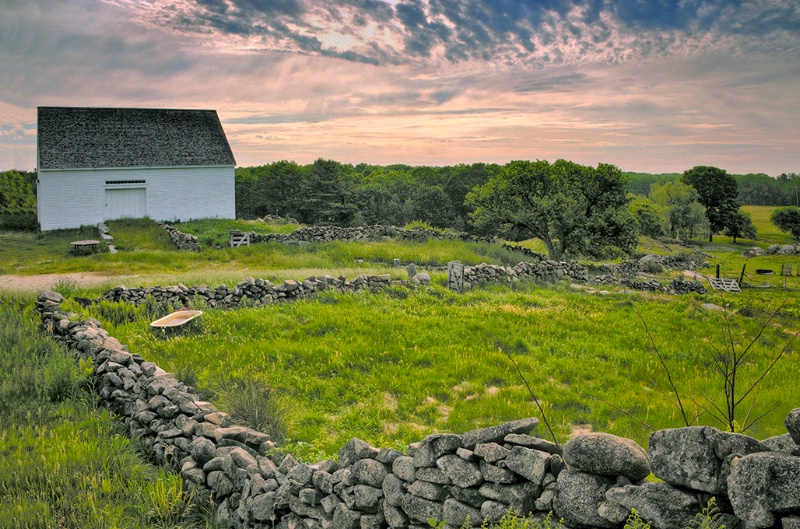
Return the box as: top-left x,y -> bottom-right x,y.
37,106 -> 236,231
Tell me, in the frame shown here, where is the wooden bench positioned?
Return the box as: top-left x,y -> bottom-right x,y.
70,240 -> 100,255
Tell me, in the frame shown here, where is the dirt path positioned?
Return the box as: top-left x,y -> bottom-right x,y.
0,272 -> 134,293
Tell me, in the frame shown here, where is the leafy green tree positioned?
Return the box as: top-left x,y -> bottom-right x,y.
441,163 -> 499,229
650,181 -> 708,243
351,168 -> 416,225
682,166 -> 739,242
771,206 -> 800,239
298,159 -> 358,225
624,172 -> 681,196
628,195 -> 664,238
466,159 -> 636,259
723,210 -> 757,243
413,185 -> 453,228
777,173 -> 800,207
235,161 -> 306,219
0,170 -> 36,214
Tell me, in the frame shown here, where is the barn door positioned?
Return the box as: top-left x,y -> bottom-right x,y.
104,188 -> 147,220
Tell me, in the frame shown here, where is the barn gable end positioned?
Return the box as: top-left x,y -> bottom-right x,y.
37,107 -> 236,231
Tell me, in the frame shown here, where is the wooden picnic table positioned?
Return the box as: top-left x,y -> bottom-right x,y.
71,240 -> 100,255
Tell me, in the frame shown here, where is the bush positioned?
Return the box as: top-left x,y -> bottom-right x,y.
771,206 -> 800,239
52,277 -> 79,298
641,261 -> 664,274
0,213 -> 38,230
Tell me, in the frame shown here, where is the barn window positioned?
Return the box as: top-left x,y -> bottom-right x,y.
105,180 -> 146,185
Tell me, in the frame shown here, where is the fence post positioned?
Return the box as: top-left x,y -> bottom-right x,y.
448,260 -> 464,293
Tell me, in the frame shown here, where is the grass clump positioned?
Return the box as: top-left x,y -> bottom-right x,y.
622,498 -> 726,529
214,377 -> 288,444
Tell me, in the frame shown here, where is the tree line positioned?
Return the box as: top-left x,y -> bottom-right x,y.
235,160 -> 800,258
235,160 -> 501,230
626,171 -> 800,207
0,170 -> 37,229
3,162 -> 798,257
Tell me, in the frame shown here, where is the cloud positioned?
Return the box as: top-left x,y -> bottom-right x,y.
1,0 -> 798,174
104,0 -> 800,70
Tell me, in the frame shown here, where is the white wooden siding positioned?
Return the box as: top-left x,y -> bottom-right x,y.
104,188 -> 147,220
37,166 -> 235,231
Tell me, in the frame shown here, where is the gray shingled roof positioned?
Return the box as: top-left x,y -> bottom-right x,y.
38,107 -> 236,170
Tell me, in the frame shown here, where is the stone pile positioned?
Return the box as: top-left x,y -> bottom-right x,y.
255,214 -> 300,224
766,244 -> 800,255
159,222 -> 201,251
742,247 -> 766,258
591,276 -> 667,293
667,278 -> 707,295
35,291 -> 800,529
94,261 -> 590,310
635,253 -> 710,274
248,225 -> 497,246
613,261 -> 641,278
619,278 -> 666,293
591,275 -> 619,287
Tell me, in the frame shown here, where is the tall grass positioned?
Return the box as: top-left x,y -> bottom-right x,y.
0,295 -> 217,528
0,218 -> 522,279
102,284 -> 799,461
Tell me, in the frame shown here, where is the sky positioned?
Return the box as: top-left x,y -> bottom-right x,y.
1,0 -> 799,175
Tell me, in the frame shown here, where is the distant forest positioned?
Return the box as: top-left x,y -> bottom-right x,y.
1,164 -> 798,232
626,171 -> 800,206
235,160 -> 800,230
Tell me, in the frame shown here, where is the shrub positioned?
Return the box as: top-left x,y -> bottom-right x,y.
474,508 -> 564,529
641,261 -> 664,274
0,213 -> 38,230
52,277 -> 79,298
771,206 -> 800,239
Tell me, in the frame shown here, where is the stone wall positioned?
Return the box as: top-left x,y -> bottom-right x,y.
35,290 -> 800,529
590,276 -> 708,295
93,261 -> 591,309
159,222 -> 201,251
96,274 -> 403,308
247,225 -> 497,246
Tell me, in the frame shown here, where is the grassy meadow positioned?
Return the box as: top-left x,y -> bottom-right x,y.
91,283 -> 799,462
1,209 -> 799,465
0,218 -> 521,285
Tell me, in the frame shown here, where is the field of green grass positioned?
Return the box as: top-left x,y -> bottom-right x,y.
0,295 -> 217,528
2,211 -> 800,460
0,218 -> 522,286
81,283 -> 799,462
